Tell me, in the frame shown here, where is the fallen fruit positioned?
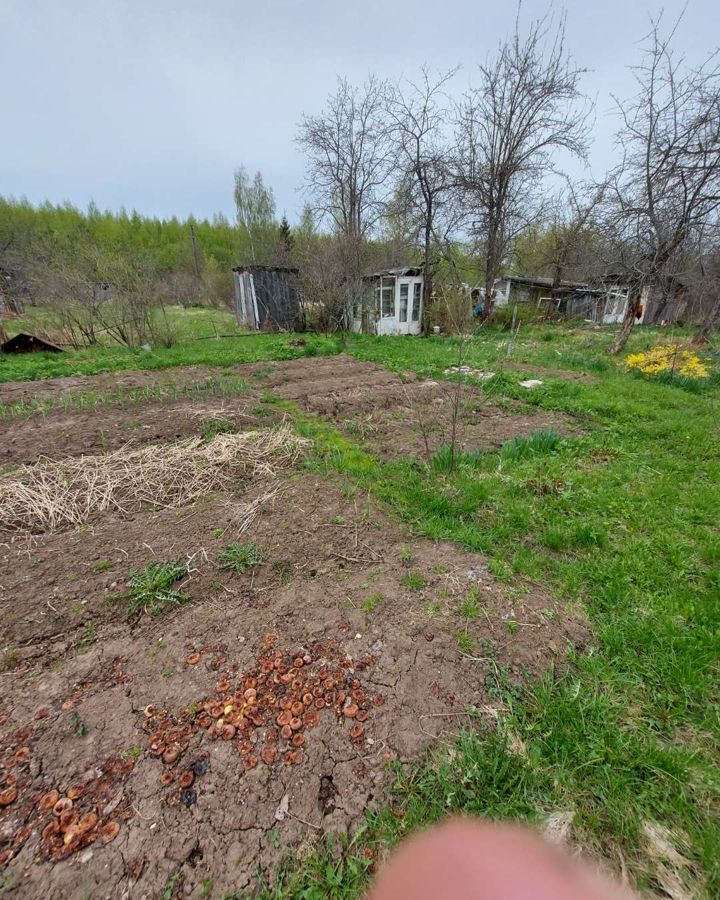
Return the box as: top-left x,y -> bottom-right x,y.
53,798 -> 73,816
344,704 -> 359,718
280,725 -> 293,741
14,747 -> 30,764
243,755 -> 258,771
178,771 -> 195,789
261,747 -> 278,765
350,724 -> 365,741
160,772 -> 174,786
100,821 -> 121,843
162,747 -> 180,765
291,732 -> 305,748
39,790 -> 60,811
13,826 -> 31,848
66,784 -> 84,801
0,786 -> 18,807
77,812 -> 98,833
185,652 -> 201,665
181,788 -> 197,808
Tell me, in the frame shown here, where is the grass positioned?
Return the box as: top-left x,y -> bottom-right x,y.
4,311 -> 719,895
261,330 -> 719,897
125,560 -> 189,616
217,541 -> 262,574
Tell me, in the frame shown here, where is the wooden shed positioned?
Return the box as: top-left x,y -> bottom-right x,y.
232,266 -> 302,331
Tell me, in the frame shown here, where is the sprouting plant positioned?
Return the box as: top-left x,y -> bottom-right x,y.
200,417 -> 236,443
218,541 -> 262,574
400,571 -> 425,591
505,619 -> 519,634
400,545 -> 415,566
362,592 -> 383,614
69,712 -> 89,737
456,632 -> 474,654
126,560 -> 189,616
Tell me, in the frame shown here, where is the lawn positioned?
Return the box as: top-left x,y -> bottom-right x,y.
1,318 -> 718,897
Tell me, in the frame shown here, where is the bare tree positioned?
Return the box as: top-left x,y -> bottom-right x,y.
297,76 -> 394,327
605,16 -> 720,354
454,12 -> 589,315
692,248 -> 720,345
543,179 -> 607,295
233,166 -> 277,264
386,67 -> 459,312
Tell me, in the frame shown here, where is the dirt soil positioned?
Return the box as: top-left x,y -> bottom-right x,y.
0,356 -> 588,897
3,355 -> 583,467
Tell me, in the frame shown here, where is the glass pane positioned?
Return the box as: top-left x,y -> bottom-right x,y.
381,277 -> 395,317
399,283 -> 408,322
411,282 -> 422,321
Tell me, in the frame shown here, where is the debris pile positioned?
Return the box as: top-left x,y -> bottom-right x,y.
143,634 -> 382,801
0,725 -> 134,867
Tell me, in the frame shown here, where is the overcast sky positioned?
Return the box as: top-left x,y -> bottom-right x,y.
1,0 -> 715,224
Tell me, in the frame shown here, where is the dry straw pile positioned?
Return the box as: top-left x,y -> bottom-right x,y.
0,426 -> 308,532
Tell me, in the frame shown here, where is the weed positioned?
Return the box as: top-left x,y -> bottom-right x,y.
459,586 -> 481,619
400,545 -> 415,566
330,514 -> 346,525
500,427 -> 563,462
200,416 -> 236,443
126,560 -> 189,616
212,528 -> 224,538
505,619 -> 519,634
211,580 -> 222,591
94,559 -> 112,572
69,712 -> 89,737
456,632 -> 474,654
400,571 -> 425,591
272,560 -> 293,585
218,541 -> 262,574
121,747 -> 143,761
362,592 -> 383,614
76,621 -> 97,653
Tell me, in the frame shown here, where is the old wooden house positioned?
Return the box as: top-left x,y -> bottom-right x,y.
233,266 -> 302,331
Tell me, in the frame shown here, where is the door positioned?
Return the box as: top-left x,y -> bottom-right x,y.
397,280 -> 412,334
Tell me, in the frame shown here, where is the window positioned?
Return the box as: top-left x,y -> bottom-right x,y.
411,282 -> 422,321
399,283 -> 408,322
381,277 -> 395,317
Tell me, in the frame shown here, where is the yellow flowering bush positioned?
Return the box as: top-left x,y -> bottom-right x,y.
625,344 -> 711,379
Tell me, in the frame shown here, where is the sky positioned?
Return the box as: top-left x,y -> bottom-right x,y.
1,0 -> 715,224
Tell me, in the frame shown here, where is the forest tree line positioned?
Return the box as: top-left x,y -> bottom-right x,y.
2,10 -> 720,349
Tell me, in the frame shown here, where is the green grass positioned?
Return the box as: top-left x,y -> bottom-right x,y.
125,559 -> 189,616
258,331 -> 719,897
0,321 -> 344,384
4,311 -> 719,895
399,571 -> 425,591
217,541 -> 262,574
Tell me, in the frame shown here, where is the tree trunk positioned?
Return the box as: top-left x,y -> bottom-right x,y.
691,297 -> 720,346
608,283 -> 643,355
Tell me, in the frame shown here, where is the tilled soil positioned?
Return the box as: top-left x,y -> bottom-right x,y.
3,355 -> 582,467
0,355 -> 588,897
